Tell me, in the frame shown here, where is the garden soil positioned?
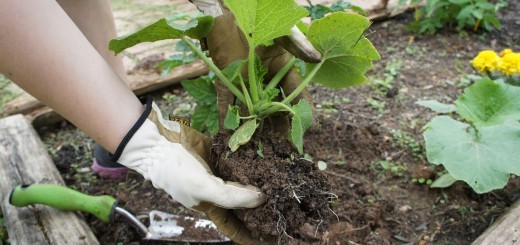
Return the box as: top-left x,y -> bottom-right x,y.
39,2 -> 520,244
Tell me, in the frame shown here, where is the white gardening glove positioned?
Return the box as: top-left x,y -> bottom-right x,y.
112,97 -> 265,209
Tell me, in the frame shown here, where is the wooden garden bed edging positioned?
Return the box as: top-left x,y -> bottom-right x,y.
0,114 -> 99,245
5,60 -> 209,127
472,199 -> 520,244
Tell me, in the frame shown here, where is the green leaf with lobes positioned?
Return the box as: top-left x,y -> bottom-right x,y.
455,78 -> 520,127
223,0 -> 308,47
306,12 -> 381,89
291,100 -> 314,154
229,119 -> 258,152
224,105 -> 240,130
109,16 -> 215,54
423,116 -> 520,193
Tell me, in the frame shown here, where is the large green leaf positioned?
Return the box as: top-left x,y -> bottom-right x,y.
229,119 -> 258,152
291,100 -> 314,154
224,0 -> 308,47
224,105 -> 240,130
109,16 -> 214,54
306,13 -> 380,88
424,116 -> 520,193
455,78 -> 520,126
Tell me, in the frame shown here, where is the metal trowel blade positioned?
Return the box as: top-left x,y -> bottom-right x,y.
146,210 -> 230,243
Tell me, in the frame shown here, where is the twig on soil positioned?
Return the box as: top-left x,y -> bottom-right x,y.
323,170 -> 363,184
341,224 -> 369,233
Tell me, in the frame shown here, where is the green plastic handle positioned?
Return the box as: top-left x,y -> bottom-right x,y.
9,184 -> 117,222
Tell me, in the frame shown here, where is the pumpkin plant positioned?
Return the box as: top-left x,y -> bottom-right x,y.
109,0 -> 379,240
109,2 -> 379,155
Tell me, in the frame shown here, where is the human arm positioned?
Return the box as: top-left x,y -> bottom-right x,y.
0,3 -> 265,241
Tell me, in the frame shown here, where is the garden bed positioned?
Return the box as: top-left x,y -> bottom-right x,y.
33,1 -> 520,244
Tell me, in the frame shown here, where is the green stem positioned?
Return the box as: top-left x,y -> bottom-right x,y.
265,56 -> 297,91
259,102 -> 295,116
248,45 -> 260,102
239,76 -> 255,115
281,60 -> 325,105
181,36 -> 246,103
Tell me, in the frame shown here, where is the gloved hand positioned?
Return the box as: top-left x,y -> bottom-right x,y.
191,0 -> 321,131
113,97 -> 265,244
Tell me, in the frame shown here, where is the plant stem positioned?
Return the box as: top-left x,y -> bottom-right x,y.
281,60 -> 324,105
248,45 -> 260,102
262,102 -> 295,115
181,36 -> 246,103
265,56 -> 297,91
239,76 -> 255,115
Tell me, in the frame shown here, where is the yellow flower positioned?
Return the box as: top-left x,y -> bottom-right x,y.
472,50 -> 500,74
500,49 -> 513,57
498,53 -> 520,76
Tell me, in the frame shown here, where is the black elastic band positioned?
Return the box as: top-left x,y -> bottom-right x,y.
111,96 -> 153,161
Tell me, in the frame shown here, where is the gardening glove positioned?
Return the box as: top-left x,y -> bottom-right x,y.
112,97 -> 265,244
190,0 -> 321,130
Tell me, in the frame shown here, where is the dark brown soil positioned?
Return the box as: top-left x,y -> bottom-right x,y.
34,1 -> 520,244
212,133 -> 334,242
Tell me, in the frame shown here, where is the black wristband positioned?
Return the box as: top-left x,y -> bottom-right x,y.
111,96 -> 153,161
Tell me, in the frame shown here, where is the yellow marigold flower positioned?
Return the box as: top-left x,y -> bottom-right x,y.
500,49 -> 513,57
498,53 -> 520,76
472,50 -> 500,74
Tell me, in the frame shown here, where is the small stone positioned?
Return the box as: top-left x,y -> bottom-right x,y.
399,205 -> 412,213
423,235 -> 430,240
77,167 -> 91,173
418,240 -> 428,245
317,161 -> 327,171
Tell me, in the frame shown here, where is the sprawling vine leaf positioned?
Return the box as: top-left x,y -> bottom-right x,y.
109,16 -> 214,54
181,77 -> 218,135
455,78 -> 520,126
423,116 -> 520,193
229,119 -> 258,152
224,0 -> 308,47
291,100 -> 314,154
306,12 -> 380,88
430,173 -> 457,188
416,100 -> 456,113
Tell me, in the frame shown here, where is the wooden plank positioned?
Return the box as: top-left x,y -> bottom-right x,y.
4,60 -> 209,126
472,200 -> 520,244
0,115 -> 99,245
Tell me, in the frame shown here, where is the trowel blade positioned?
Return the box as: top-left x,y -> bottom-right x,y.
146,210 -> 230,243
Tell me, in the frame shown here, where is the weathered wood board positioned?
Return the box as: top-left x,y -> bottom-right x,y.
4,60 -> 209,127
472,199 -> 520,244
0,115 -> 99,245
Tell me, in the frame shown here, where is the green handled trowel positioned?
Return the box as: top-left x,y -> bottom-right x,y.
9,184 -> 230,243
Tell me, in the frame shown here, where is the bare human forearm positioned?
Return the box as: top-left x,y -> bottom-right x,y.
0,1 -> 143,153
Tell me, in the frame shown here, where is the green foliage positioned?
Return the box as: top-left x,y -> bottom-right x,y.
420,78 -> 520,193
415,100 -> 456,113
157,42 -> 200,77
401,0 -> 504,34
225,0 -> 308,47
109,16 -> 215,54
181,76 -> 219,135
431,173 -> 457,188
0,75 -> 19,117
109,2 -> 379,154
307,13 -> 380,88
291,100 -> 314,154
304,0 -> 366,20
229,120 -> 258,152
